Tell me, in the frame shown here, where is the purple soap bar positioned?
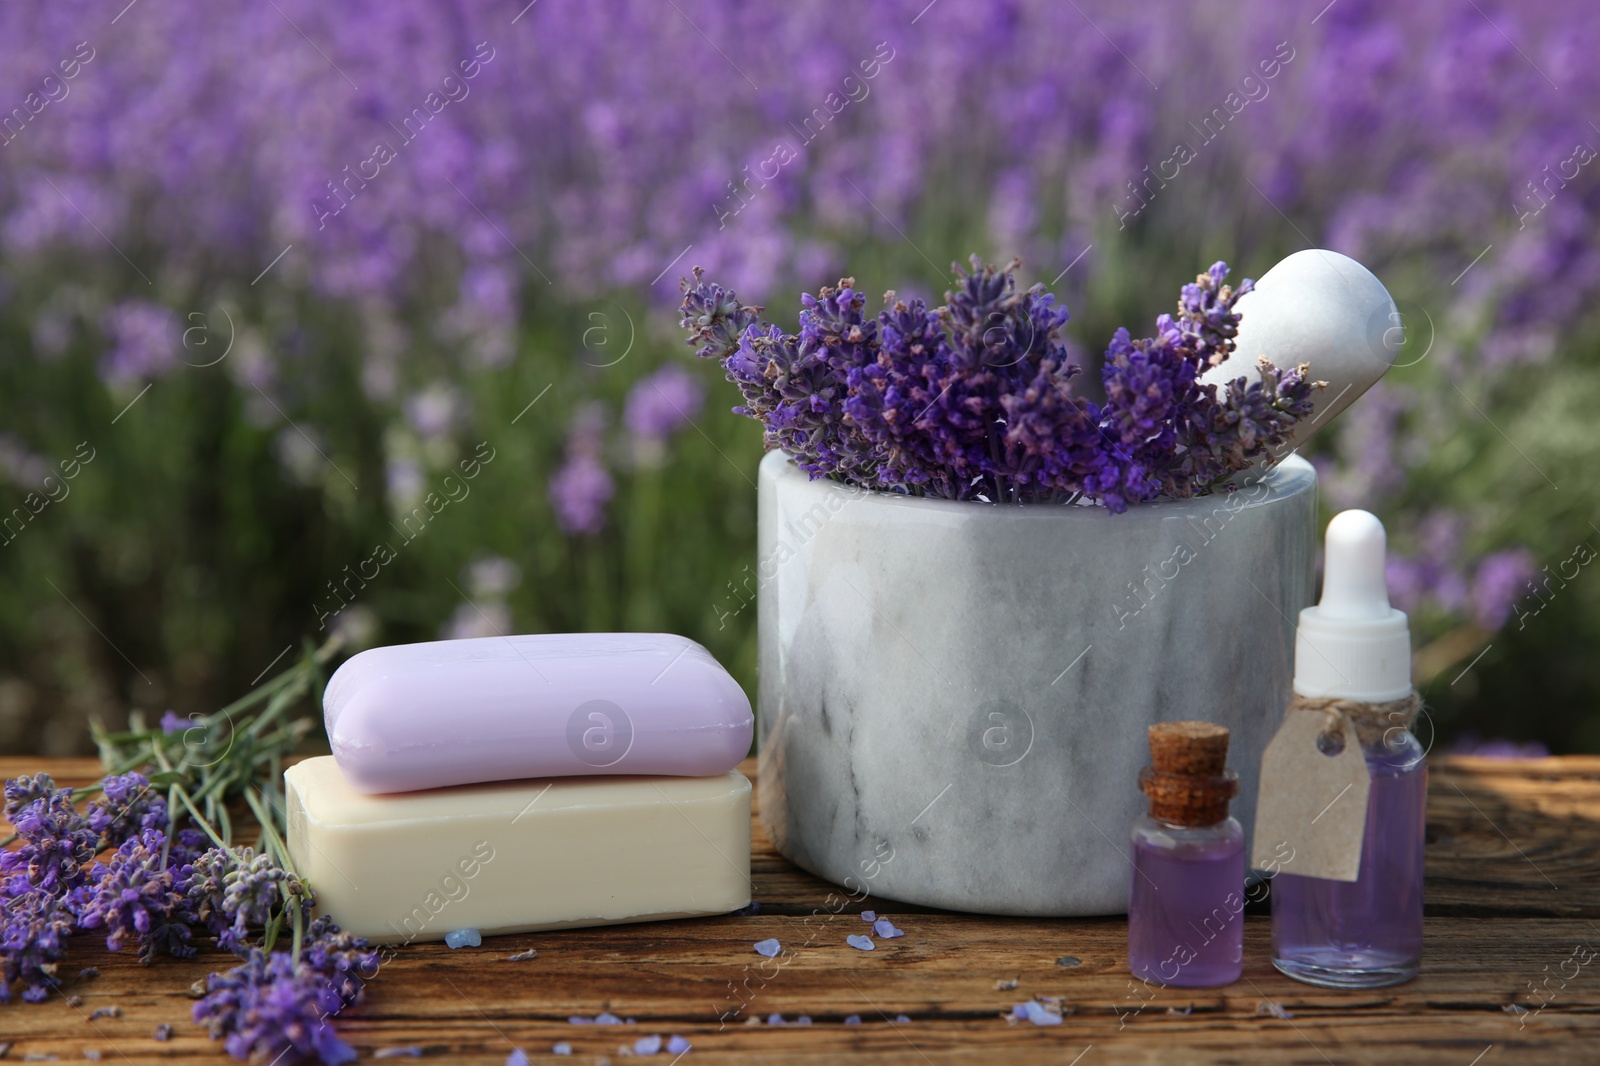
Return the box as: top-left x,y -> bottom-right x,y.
324,633 -> 752,794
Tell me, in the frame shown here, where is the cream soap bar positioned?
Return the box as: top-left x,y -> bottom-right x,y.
284,756 -> 751,943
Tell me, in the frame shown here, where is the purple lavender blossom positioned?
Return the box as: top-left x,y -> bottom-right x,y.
624,364 -> 706,442
193,949 -> 358,1066
76,829 -> 194,961
0,783 -> 98,896
87,772 -> 168,850
682,260 -> 1318,509
0,887 -> 74,1002
3,773 -> 63,824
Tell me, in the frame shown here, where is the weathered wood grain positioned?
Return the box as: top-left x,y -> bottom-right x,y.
3,755 -> 1598,1064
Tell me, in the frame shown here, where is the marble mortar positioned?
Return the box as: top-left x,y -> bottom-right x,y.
756,448 -> 1317,915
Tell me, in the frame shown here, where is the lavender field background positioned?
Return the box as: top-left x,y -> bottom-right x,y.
0,0 -> 1596,756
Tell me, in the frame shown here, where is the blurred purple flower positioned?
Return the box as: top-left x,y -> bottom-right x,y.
1471,550 -> 1536,630
548,454 -> 613,536
624,364 -> 705,442
1448,733 -> 1551,759
548,404 -> 614,536
100,300 -> 181,384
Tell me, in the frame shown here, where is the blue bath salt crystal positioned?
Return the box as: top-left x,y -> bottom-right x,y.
505,1051 -> 530,1066
633,1034 -> 663,1055
552,1043 -> 572,1056
844,1015 -> 861,1025
445,928 -> 482,949
753,937 -> 781,957
666,1035 -> 691,1054
873,918 -> 904,939
846,933 -> 875,951
860,910 -> 876,922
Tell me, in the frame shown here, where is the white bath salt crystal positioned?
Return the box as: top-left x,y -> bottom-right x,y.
994,978 -> 1019,991
1256,1000 -> 1295,1020
283,758 -> 751,942
374,1048 -> 424,1059
508,948 -> 539,961
753,938 -> 781,957
666,1035 -> 691,1054
445,928 -> 482,949
846,934 -> 875,951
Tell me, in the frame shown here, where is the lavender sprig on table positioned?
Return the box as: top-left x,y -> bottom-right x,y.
0,639 -> 377,1065
681,259 -> 1323,511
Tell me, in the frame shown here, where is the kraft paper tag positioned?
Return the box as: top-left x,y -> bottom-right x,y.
1251,708 -> 1371,882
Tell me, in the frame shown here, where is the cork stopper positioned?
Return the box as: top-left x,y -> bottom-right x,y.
1140,721 -> 1238,827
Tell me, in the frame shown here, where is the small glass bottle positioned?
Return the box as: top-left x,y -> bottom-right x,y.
1270,509 -> 1426,988
1128,721 -> 1245,988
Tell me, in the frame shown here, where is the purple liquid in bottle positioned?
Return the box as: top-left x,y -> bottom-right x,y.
1129,816 -> 1245,987
1271,731 -> 1426,987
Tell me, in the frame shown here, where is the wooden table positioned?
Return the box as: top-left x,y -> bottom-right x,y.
4,755 -> 1599,1064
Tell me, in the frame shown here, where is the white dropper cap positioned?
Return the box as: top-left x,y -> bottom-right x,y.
1293,509 -> 1412,702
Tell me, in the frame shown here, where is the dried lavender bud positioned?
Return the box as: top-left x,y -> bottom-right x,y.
299,916 -> 378,1009
187,846 -> 305,952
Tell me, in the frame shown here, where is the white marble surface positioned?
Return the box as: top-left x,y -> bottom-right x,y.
756,450 -> 1317,915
